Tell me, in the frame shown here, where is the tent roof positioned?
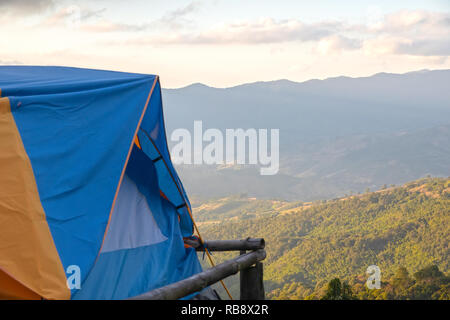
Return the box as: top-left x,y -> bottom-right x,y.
0,66 -> 155,97
0,66 -> 196,299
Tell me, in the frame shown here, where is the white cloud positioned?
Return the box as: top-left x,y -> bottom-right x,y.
80,20 -> 149,33
6,3 -> 448,60
125,18 -> 345,45
0,0 -> 54,15
361,10 -> 450,57
76,1 -> 202,33
155,0 -> 201,31
393,38 -> 450,56
316,35 -> 361,55
103,9 -> 449,59
372,10 -> 450,33
38,5 -> 106,28
0,58 -> 23,65
1,6 -> 450,87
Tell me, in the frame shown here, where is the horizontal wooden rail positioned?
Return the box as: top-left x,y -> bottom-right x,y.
129,249 -> 266,300
184,237 -> 265,252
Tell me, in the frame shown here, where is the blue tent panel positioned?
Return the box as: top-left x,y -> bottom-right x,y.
0,66 -> 201,299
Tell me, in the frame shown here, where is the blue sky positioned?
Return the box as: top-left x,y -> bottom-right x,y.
1,0 -> 449,87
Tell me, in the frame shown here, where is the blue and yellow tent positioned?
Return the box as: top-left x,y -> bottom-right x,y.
0,66 -> 202,299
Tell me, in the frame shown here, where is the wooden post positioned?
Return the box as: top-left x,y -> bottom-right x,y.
240,254 -> 265,300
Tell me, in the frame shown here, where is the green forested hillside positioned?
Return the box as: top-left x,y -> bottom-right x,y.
193,177 -> 450,299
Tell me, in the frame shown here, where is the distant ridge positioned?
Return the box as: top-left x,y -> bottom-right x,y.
168,68 -> 449,90
163,69 -> 450,201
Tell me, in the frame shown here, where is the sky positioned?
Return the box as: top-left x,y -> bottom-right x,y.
1,0 -> 449,87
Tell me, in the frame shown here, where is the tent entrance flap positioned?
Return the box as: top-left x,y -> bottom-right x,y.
101,174 -> 168,253
72,145 -> 203,300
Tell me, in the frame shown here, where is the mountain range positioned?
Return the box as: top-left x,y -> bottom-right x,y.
162,69 -> 450,201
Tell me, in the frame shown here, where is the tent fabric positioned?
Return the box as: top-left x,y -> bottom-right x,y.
0,66 -> 201,300
0,96 -> 69,300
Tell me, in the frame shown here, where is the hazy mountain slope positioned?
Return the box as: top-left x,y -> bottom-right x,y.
162,70 -> 450,200
163,69 -> 450,138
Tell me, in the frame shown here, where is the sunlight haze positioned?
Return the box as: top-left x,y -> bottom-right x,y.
1,0 -> 449,87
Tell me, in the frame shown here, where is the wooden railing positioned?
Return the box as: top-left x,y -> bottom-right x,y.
129,238 -> 266,300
